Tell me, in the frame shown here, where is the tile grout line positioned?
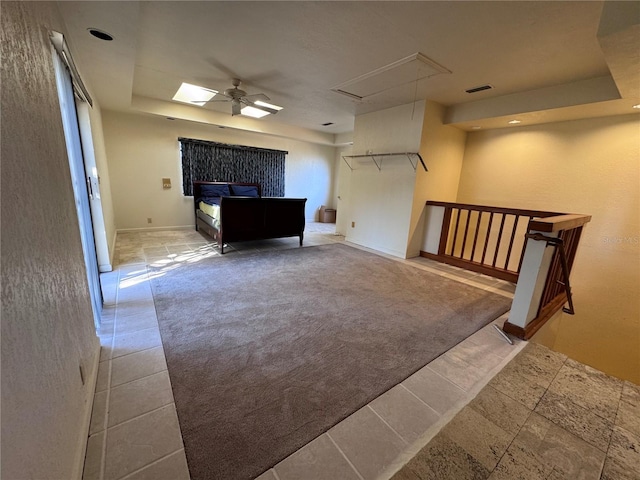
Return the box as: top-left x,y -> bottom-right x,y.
366,404 -> 409,446
99,266 -> 122,480
108,367 -> 169,391
398,383 -> 444,417
325,433 -> 366,480
599,381 -> 627,477
115,448 -> 185,480
270,467 -> 283,480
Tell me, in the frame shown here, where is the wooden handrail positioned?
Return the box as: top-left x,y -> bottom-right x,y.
529,214 -> 592,232
426,201 -> 562,218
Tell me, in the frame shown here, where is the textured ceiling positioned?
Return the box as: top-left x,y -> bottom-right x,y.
58,1 -> 639,136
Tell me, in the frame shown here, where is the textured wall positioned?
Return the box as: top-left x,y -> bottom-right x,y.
458,114 -> 640,383
1,2 -> 100,479
101,110 -> 335,228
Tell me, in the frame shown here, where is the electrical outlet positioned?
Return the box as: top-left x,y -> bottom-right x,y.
147,218 -> 152,224
351,221 -> 355,228
162,178 -> 171,189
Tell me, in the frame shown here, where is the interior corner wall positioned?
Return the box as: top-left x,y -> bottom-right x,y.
408,101 -> 467,258
347,102 -> 425,257
1,3 -> 100,479
101,110 -> 336,230
457,114 -> 640,383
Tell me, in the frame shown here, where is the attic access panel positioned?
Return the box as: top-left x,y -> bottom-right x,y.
332,52 -> 451,100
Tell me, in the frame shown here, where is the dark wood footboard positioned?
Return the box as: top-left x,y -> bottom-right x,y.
219,197 -> 306,253
192,181 -> 306,253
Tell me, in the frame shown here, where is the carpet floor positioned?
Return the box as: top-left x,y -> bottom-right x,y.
150,243 -> 512,480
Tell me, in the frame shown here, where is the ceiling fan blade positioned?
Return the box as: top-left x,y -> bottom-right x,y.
231,99 -> 241,116
195,98 -> 230,104
243,93 -> 271,102
241,98 -> 279,115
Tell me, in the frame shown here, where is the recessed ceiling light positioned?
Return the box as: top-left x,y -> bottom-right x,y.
87,28 -> 114,41
172,83 -> 217,106
633,104 -> 640,109
508,120 -> 521,124
471,126 -> 481,130
241,105 -> 270,118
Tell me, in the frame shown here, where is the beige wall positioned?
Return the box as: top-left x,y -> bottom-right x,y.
410,101 -> 467,257
458,114 -> 640,383
101,111 -> 336,230
1,2 -> 100,479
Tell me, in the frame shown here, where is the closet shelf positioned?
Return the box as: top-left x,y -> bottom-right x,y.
341,152 -> 427,172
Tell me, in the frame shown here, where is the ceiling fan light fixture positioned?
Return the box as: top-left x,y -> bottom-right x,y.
172,82 -> 217,106
241,105 -> 271,118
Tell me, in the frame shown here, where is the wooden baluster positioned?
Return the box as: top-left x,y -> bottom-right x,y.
492,214 -> 507,267
471,211 -> 482,263
460,209 -> 472,259
451,208 -> 462,257
504,215 -> 520,272
438,207 -> 453,256
481,212 -> 494,265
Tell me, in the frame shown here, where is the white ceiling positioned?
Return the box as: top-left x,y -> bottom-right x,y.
57,1 -> 639,139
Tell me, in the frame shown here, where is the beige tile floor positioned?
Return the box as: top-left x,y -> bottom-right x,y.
392,342 -> 640,480
85,224 -> 526,480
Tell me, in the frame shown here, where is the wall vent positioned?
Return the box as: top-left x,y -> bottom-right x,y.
465,84 -> 493,94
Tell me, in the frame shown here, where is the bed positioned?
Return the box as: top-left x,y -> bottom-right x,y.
193,181 -> 307,253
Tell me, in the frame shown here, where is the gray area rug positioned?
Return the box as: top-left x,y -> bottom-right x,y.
150,243 -> 512,480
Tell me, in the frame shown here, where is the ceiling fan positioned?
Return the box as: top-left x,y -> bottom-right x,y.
201,78 -> 282,117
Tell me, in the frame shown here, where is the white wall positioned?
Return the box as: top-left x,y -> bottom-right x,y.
345,101 -> 425,257
458,114 -> 640,383
101,111 -> 336,229
1,3 -> 100,479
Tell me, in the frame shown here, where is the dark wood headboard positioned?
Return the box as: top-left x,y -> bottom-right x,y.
192,181 -> 262,212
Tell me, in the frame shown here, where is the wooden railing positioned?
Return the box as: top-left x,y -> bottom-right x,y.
421,201 -> 561,282
421,202 -> 591,339
503,214 -> 591,339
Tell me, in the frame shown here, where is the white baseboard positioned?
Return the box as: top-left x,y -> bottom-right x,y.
72,339 -> 101,480
116,225 -> 194,233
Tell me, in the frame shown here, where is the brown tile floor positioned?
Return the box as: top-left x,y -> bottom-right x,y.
391,342 -> 640,480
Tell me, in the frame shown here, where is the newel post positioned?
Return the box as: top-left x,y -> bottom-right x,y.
503,230 -> 558,336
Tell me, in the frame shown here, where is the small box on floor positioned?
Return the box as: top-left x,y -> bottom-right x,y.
319,206 -> 336,223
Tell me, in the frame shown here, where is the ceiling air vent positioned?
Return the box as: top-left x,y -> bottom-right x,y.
465,84 -> 493,94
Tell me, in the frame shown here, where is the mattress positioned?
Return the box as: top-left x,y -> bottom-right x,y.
197,202 -> 220,230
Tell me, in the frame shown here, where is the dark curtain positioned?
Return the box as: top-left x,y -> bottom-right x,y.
179,138 -> 287,197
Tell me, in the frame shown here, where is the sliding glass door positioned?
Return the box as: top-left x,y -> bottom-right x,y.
52,47 -> 103,328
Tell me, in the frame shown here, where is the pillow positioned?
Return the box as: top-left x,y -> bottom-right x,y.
200,184 -> 230,197
200,196 -> 221,206
230,185 -> 260,197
